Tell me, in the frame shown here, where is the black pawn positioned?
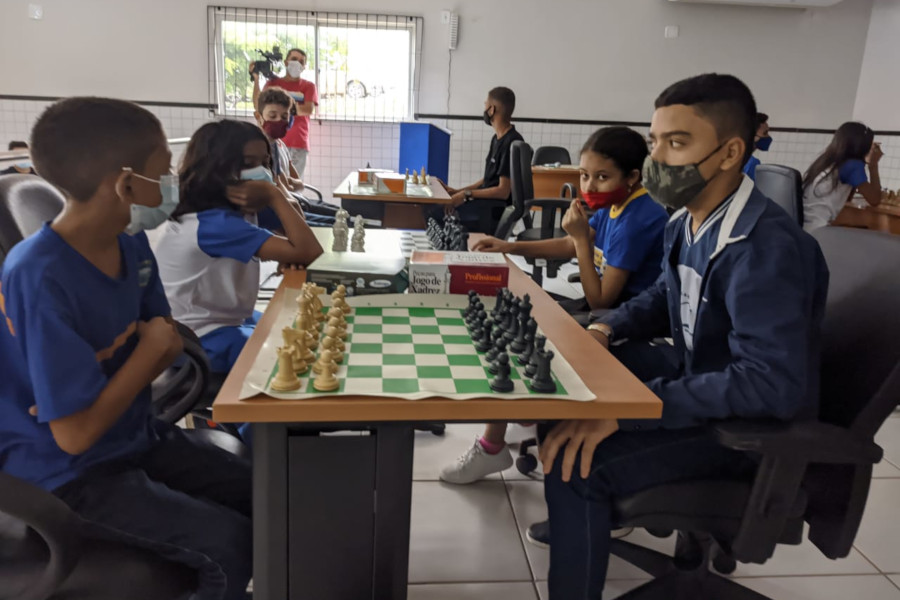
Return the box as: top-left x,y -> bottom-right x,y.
519,294 -> 533,322
486,334 -> 508,365
490,352 -> 514,393
475,318 -> 494,352
530,349 -> 557,394
516,330 -> 535,366
525,335 -> 546,378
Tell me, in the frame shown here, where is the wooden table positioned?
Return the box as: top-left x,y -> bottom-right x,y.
214,243 -> 661,600
332,172 -> 453,229
532,164 -> 581,200
833,202 -> 900,235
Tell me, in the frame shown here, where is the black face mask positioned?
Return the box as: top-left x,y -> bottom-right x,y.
483,108 -> 494,126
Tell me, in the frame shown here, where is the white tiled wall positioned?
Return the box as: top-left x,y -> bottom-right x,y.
3,99 -> 900,200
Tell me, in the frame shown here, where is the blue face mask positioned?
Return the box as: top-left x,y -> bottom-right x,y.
240,166 -> 275,184
756,136 -> 773,152
123,170 -> 179,235
14,161 -> 33,171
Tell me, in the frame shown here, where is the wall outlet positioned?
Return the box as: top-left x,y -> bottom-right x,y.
665,25 -> 679,39
28,3 -> 44,20
440,10 -> 451,24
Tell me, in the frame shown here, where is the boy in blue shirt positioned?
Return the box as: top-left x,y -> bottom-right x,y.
742,112 -> 771,180
534,75 -> 829,599
0,98 -> 251,600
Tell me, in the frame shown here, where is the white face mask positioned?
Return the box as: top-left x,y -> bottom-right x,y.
123,170 -> 179,235
286,60 -> 304,78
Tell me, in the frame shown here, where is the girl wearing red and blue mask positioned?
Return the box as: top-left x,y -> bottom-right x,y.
441,127 -> 668,486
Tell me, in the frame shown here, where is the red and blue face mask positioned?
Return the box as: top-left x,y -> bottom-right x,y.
262,116 -> 294,140
581,186 -> 630,210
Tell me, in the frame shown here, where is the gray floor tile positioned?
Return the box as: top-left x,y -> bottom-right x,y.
873,458 -> 900,478
876,419 -> 900,470
408,582 -> 538,599
737,575 -> 900,600
536,579 -> 648,599
855,479 -> 900,573
409,481 -> 532,583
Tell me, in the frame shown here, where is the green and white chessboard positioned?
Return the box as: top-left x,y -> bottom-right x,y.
240,292 -> 595,401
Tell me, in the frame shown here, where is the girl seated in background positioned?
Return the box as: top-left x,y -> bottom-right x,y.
802,122 -> 883,232
155,120 -> 322,377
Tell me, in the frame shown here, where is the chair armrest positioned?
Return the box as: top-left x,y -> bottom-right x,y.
0,472 -> 81,600
525,198 -> 572,211
152,322 -> 211,424
714,420 -> 883,466
302,184 -> 323,203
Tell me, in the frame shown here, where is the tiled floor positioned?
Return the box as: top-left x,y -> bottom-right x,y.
405,415 -> 900,599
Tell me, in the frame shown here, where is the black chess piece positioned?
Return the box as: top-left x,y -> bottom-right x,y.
509,310 -> 530,353
525,334 -> 547,378
519,293 -> 533,322
503,301 -> 520,344
486,333 -> 508,365
475,317 -> 493,352
517,330 -> 535,366
530,349 -> 557,394
490,352 -> 514,393
471,321 -> 485,342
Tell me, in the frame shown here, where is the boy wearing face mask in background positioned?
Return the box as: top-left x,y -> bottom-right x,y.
255,86 -> 338,226
439,126 -> 668,486
0,98 -> 254,600
251,47 -> 318,179
440,86 -> 524,234
533,74 -> 829,599
742,112 -> 771,181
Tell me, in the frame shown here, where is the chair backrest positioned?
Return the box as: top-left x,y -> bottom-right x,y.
494,140 -> 534,239
0,174 -> 65,264
813,227 -> 900,432
532,146 -> 571,166
804,227 -> 900,557
754,164 -> 802,226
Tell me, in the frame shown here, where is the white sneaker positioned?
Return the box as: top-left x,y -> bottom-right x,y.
440,438 -> 514,484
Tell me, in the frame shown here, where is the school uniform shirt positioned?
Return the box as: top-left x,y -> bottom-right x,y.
273,138 -> 292,178
0,226 -> 170,491
802,159 -> 868,232
480,125 -> 524,204
154,209 -> 273,338
600,176 -> 829,430
263,77 -> 319,151
742,155 -> 761,181
587,187 -> 668,303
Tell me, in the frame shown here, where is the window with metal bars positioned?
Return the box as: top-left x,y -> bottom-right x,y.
208,6 -> 422,122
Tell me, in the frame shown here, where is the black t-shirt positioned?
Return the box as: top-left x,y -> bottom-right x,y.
480,125 -> 524,202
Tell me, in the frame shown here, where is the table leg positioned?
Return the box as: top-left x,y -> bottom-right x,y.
383,203 -> 427,229
253,423 -> 289,600
373,424 -> 415,599
254,423 -> 415,600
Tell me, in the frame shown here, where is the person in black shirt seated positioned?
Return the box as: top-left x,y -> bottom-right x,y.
441,87 -> 524,233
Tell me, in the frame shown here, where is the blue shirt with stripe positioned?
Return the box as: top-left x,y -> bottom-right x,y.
0,226 -> 170,491
587,190 -> 668,303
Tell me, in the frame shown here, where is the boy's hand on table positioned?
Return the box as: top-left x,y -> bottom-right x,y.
471,236 -> 510,253
587,328 -> 611,348
561,198 -> 590,241
540,419 -> 620,482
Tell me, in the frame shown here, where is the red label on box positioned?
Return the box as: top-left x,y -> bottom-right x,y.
448,265 -> 508,296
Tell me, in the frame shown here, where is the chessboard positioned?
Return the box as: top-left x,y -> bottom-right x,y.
240,288 -> 595,401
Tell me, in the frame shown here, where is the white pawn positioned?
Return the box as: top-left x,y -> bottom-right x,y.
412,172 -> 419,185
271,346 -> 301,392
327,315 -> 347,340
331,290 -> 350,315
325,325 -> 346,353
313,349 -> 340,392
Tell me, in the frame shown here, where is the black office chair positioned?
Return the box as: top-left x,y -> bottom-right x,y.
754,164 -> 803,226
605,227 -> 900,599
532,146 -> 572,166
0,174 -> 65,264
495,141 -> 572,286
0,472 -> 197,600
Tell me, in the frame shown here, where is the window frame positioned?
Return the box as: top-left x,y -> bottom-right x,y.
208,6 -> 422,123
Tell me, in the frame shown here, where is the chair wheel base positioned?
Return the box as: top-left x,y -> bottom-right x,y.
516,454 -> 538,475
